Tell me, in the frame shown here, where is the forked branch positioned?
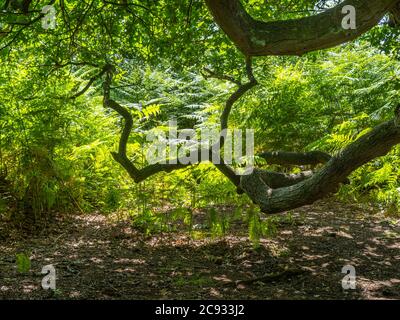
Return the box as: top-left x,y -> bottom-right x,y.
102,65 -> 241,186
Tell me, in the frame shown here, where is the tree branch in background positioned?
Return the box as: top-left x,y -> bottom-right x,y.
259,151 -> 332,166
203,57 -> 257,148
67,65 -> 109,99
220,57 -> 257,133
202,68 -> 241,86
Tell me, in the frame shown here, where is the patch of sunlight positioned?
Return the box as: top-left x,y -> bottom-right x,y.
22,284 -> 38,293
212,275 -> 233,284
114,258 -> 146,264
69,291 -> 81,298
90,257 -> 104,264
114,267 -> 136,273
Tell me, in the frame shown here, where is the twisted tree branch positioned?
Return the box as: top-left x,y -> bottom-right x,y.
102,65 -> 241,186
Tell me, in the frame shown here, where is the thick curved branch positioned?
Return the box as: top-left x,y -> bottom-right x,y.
203,58 -> 257,133
205,0 -> 398,56
241,113 -> 400,214
259,151 -> 332,166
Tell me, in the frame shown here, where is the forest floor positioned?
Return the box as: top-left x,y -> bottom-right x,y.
1,198 -> 400,300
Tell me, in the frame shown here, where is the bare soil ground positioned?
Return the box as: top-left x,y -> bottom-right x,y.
1,198 -> 400,300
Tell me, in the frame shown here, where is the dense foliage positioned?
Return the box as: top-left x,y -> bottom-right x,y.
0,0 -> 399,241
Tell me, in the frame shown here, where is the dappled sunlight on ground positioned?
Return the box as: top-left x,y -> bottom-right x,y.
0,199 -> 400,300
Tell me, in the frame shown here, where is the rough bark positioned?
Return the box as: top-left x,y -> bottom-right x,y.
241,116 -> 400,214
389,1 -> 400,27
205,0 -> 398,56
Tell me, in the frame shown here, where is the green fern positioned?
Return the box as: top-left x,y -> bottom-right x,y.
16,253 -> 31,274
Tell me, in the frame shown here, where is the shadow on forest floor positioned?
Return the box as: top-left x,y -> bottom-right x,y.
1,198 -> 400,300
